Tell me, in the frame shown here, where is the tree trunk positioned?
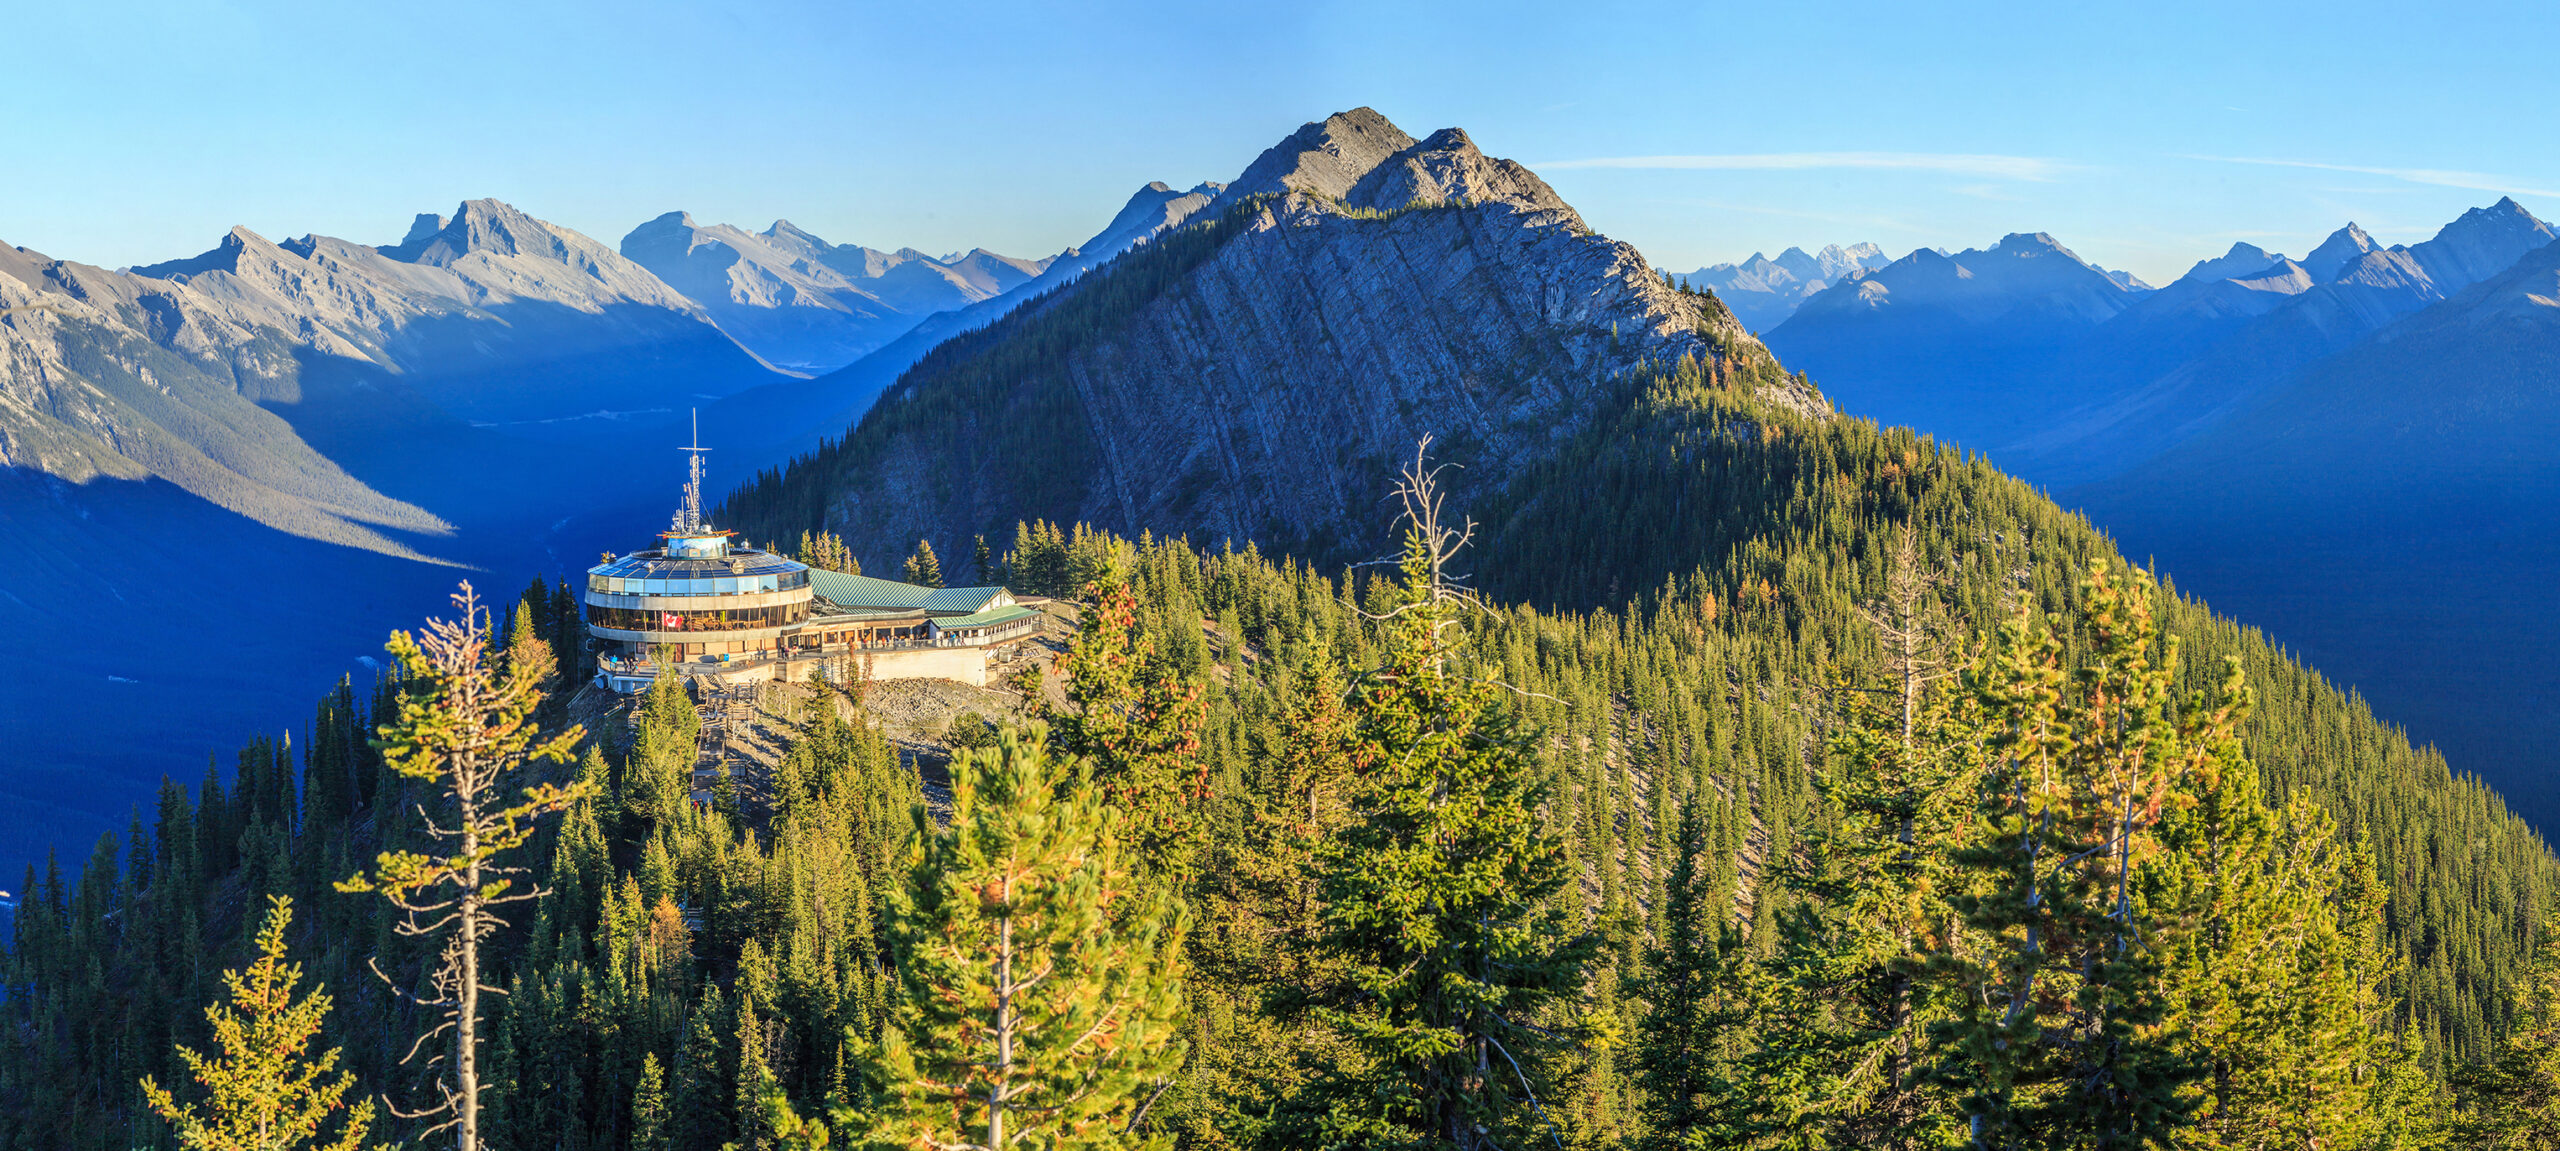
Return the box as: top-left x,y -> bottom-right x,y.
460,856 -> 479,1151
991,879 -> 1013,1150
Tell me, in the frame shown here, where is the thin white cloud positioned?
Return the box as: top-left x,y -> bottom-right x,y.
1540,151 -> 2066,181
2190,156 -> 2560,200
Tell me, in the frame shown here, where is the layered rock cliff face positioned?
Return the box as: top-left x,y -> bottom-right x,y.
691,180 -> 1229,470
723,108 -> 1800,567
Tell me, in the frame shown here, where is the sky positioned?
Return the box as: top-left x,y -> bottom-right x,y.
7,0 -> 2558,287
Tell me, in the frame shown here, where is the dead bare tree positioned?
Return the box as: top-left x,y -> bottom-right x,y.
338,583 -> 595,1149
1861,523 -> 1963,748
1360,438 -> 1571,709
1364,436 -> 1479,640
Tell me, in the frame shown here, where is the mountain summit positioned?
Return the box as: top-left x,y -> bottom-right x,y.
720,107 -> 1792,563
1222,109 -> 1583,226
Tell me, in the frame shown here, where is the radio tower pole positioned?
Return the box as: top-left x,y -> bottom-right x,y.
677,409 -> 711,532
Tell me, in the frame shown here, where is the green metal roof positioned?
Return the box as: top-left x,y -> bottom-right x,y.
807,605 -> 925,622
806,570 -> 1012,615
933,604 -> 1044,630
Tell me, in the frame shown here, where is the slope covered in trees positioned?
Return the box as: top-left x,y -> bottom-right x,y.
6,399 -> 2555,1144
7,106 -> 2552,1148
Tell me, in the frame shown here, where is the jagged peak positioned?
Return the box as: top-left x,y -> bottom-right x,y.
131,226 -> 282,281
2302,222 -> 2380,275
1225,107 -> 1421,202
2175,241 -> 2284,285
383,198 -> 576,267
2432,196 -> 2550,240
758,219 -> 833,259
1335,119 -> 1581,222
1994,231 -> 2068,252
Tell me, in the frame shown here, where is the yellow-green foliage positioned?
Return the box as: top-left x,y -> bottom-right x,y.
140,896 -> 374,1151
869,726 -> 1190,1150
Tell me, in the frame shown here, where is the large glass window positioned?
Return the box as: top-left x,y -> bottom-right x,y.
589,602 -> 810,632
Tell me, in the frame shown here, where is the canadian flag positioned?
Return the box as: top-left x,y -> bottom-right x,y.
662,611 -> 684,630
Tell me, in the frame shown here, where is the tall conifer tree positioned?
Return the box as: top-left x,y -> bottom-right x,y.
1931,564 -> 2232,1149
862,725 -> 1189,1150
903,539 -> 943,588
1302,445 -> 1591,1151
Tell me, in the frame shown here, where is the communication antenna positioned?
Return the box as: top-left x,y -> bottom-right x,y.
676,409 -> 711,533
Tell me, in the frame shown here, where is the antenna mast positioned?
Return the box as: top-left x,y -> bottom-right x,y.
676,409 -> 711,533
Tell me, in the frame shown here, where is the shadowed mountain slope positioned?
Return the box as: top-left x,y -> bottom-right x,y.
718,108 -> 1792,568
2073,229 -> 2560,826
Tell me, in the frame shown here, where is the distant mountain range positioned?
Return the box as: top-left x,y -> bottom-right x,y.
1760,199 -> 2556,486
1677,243 -> 1890,330
619,214 -> 1052,374
0,179 -> 1222,877
1741,196 -> 2560,827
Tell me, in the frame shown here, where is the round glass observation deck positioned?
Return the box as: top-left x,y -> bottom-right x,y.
586,546 -> 810,597
584,539 -> 815,643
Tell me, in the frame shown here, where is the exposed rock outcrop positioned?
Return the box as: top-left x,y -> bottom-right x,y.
725,109 -> 1790,568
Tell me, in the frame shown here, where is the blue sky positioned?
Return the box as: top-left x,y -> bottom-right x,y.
8,0 -> 2556,286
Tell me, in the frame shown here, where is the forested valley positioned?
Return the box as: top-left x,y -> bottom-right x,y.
7,357 -> 2560,1150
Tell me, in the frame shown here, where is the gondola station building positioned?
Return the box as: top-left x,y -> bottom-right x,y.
584,436 -> 1042,692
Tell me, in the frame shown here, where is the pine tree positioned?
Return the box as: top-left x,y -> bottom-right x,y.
1707,591 -> 1980,1150
1633,794 -> 1725,1151
674,986 -> 736,1151
1930,563 -> 2228,1149
1047,574 -> 1208,882
337,582 -> 594,1150
2454,914 -> 2560,1148
2151,742 -> 2431,1149
903,539 -> 943,588
633,1052 -> 671,1151
734,996 -> 779,1151
506,598 -> 558,693
140,895 -> 376,1151
1300,448 -> 1592,1151
797,530 -> 857,575
972,534 -> 994,585
863,725 -> 1190,1150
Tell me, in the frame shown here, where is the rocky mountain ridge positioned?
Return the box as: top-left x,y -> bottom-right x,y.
720,107 -> 1797,569
0,197 -> 795,556
619,212 -> 1051,373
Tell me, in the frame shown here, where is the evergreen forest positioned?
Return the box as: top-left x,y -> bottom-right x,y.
7,359 -> 2560,1150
